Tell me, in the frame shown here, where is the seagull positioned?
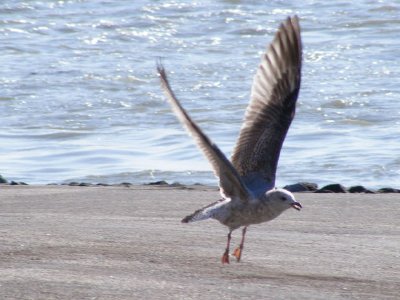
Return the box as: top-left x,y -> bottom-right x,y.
157,16 -> 302,264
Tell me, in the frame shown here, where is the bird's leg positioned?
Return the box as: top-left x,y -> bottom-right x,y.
221,230 -> 233,264
233,226 -> 248,262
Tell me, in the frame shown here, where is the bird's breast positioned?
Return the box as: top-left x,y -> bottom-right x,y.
219,201 -> 281,229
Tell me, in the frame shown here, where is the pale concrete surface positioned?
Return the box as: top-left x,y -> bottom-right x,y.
0,185 -> 399,299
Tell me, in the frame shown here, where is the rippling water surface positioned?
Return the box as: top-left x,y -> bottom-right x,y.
1,1 -> 399,188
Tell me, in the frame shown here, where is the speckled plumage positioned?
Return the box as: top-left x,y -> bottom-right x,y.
157,16 -> 303,264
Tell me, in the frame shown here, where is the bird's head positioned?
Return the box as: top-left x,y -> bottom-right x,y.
266,188 -> 302,212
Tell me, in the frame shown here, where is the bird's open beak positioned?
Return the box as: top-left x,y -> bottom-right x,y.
291,202 -> 302,211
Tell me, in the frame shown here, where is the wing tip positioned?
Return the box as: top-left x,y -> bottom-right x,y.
283,15 -> 300,29
156,58 -> 165,76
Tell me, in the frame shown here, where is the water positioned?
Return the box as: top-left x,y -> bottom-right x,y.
0,1 -> 399,188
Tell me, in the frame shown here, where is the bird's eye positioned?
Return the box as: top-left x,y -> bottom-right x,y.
280,196 -> 287,201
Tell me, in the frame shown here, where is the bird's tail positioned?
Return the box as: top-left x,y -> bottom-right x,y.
181,199 -> 225,223
181,207 -> 212,223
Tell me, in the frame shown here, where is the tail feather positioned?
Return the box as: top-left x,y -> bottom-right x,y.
181,199 -> 226,223
181,215 -> 191,223
181,207 -> 210,223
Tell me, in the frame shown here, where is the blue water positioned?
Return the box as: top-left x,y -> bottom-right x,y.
0,1 -> 399,188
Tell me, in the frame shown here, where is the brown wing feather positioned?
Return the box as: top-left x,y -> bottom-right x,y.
231,16 -> 302,192
157,63 -> 251,201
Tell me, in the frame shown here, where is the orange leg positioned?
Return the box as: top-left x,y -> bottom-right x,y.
221,230 -> 233,264
233,226 -> 248,262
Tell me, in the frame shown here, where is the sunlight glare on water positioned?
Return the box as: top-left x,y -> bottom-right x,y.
0,1 -> 399,188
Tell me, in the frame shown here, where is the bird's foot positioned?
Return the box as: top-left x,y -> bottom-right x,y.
232,247 -> 242,262
221,249 -> 230,264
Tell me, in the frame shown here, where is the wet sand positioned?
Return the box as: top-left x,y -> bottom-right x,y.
0,185 -> 399,299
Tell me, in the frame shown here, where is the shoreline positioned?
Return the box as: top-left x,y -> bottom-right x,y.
1,176 -> 399,193
0,185 -> 399,299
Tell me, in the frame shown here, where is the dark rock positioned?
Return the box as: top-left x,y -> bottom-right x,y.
119,182 -> 132,187
314,189 -> 334,193
96,183 -> 110,186
349,185 -> 374,193
9,181 -> 27,185
79,182 -> 92,187
0,175 -> 7,184
316,184 -> 347,193
284,182 -> 318,192
68,182 -> 80,186
147,181 -> 169,186
377,187 -> 400,193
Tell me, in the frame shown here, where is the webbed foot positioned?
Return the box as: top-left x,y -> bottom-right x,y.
232,246 -> 243,262
221,249 -> 230,264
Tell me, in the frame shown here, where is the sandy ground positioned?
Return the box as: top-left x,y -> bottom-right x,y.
0,185 -> 399,299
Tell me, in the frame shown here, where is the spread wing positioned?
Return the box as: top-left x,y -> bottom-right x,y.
231,16 -> 302,196
157,63 -> 252,202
